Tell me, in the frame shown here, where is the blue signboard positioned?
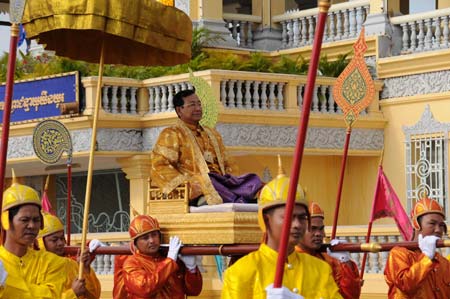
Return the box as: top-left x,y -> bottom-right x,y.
0,72 -> 78,123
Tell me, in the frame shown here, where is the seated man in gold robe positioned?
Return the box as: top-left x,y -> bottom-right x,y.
0,178 -> 66,298
384,196 -> 450,298
37,213 -> 101,299
221,166 -> 342,299
296,202 -> 362,299
151,89 -> 263,206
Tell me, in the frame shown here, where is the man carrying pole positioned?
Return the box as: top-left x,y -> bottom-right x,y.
0,176 -> 66,298
384,196 -> 450,298
297,202 -> 361,299
221,159 -> 342,299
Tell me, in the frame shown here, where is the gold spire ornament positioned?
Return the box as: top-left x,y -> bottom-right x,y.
332,28 -> 375,127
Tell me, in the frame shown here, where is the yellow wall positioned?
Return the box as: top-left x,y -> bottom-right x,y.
381,96 -> 450,217
234,154 -> 382,226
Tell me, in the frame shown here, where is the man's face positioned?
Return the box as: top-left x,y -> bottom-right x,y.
175,93 -> 203,125
135,230 -> 161,256
266,204 -> 308,250
418,213 -> 446,238
299,216 -> 325,252
7,204 -> 41,248
43,230 -> 66,256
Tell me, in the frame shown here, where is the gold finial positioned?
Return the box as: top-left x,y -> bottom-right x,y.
44,175 -> 50,191
131,205 -> 140,217
277,154 -> 286,178
11,169 -> 17,185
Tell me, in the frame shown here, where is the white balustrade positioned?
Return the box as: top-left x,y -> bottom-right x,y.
223,13 -> 262,48
274,0 -> 369,49
392,8 -> 450,55
88,70 -> 380,117
101,84 -> 140,115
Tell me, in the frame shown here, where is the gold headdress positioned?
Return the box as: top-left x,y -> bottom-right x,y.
257,156 -> 308,238
1,169 -> 42,230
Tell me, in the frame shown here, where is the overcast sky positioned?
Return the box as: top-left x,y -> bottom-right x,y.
0,13 -> 33,55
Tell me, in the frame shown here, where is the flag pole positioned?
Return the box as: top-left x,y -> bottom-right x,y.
329,27 -> 375,240
273,0 -> 330,288
360,148 -> 385,278
330,127 -> 352,239
0,0 -> 25,209
66,153 -> 72,246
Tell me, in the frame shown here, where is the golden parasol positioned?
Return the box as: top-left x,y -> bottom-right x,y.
21,0 -> 192,279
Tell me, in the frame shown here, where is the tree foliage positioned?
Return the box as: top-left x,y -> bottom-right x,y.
1,28 -> 350,82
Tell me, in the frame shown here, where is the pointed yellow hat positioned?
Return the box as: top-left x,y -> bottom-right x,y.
1,170 -> 42,230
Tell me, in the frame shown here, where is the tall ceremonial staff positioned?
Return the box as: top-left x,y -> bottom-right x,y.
21,0 -> 192,279
0,0 -> 26,210
330,28 -> 375,239
33,119 -> 73,244
273,0 -> 330,287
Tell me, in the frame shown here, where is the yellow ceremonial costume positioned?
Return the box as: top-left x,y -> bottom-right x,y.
384,197 -> 450,298
222,163 -> 342,299
0,246 -> 66,298
151,119 -> 237,204
38,213 -> 101,299
296,202 -> 362,299
0,180 -> 66,298
222,243 -> 342,299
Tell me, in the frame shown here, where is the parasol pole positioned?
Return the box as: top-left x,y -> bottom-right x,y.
330,127 -> 351,239
273,0 -> 330,288
0,0 -> 26,210
67,153 -> 72,246
78,40 -> 105,279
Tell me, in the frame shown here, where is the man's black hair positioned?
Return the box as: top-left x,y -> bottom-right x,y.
173,89 -> 196,108
8,204 -> 41,222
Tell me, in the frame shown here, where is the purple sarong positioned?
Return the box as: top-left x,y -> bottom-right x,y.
208,173 -> 264,203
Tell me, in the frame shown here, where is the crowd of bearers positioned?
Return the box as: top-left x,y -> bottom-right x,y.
0,179 -> 66,298
36,212 -> 101,299
296,202 -> 362,299
113,214 -> 202,299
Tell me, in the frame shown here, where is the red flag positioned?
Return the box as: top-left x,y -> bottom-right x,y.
370,166 -> 413,241
41,190 -> 56,215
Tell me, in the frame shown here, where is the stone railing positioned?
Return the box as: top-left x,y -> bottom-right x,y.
273,0 -> 370,49
83,70 -> 382,118
223,13 -> 262,48
391,8 -> 450,55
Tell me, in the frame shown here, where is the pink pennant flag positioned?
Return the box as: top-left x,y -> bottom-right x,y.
41,190 -> 55,215
370,166 -> 413,241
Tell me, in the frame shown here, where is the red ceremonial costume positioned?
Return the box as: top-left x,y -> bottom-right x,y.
296,202 -> 361,299
296,247 -> 361,299
384,197 -> 450,298
113,215 -> 202,299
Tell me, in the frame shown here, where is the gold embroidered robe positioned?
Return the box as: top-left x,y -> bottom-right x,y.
151,119 -> 237,205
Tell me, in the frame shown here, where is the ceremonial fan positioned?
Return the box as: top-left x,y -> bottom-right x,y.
20,0 -> 192,279
32,119 -> 73,245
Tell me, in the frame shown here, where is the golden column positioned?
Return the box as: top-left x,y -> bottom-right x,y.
117,155 -> 151,216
